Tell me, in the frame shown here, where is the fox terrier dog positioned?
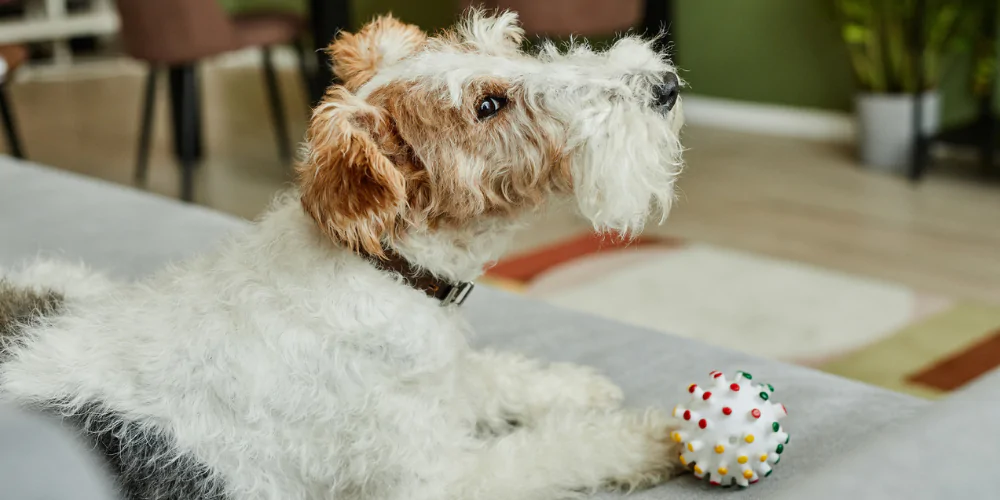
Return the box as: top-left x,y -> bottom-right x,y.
0,10 -> 684,500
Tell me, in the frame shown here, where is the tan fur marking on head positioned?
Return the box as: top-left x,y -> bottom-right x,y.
329,15 -> 426,92
366,77 -> 569,229
297,86 -> 407,256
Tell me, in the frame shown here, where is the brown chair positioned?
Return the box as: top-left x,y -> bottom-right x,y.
114,0 -> 311,201
463,0 -> 673,52
0,44 -> 27,159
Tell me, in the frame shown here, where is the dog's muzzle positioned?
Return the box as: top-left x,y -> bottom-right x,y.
652,72 -> 680,113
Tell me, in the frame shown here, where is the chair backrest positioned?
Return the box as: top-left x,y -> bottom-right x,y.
464,0 -> 641,37
113,0 -> 238,64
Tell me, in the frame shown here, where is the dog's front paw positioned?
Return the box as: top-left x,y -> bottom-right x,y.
604,410 -> 685,492
548,363 -> 625,410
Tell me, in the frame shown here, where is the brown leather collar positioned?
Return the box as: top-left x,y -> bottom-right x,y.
362,249 -> 475,306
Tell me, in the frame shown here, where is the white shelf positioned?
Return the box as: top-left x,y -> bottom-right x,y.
0,11 -> 119,44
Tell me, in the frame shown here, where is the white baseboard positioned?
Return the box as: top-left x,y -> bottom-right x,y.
682,95 -> 856,143
17,46 -> 304,83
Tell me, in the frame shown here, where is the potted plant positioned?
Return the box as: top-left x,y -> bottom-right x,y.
833,0 -> 981,173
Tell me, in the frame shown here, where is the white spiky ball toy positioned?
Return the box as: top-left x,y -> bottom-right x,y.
671,370 -> 789,487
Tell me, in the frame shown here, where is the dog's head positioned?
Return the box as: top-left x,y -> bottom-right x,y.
297,10 -> 684,258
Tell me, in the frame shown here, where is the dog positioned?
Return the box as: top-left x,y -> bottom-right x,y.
0,10 -> 684,500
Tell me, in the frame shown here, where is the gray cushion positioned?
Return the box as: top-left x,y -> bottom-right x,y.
0,160 -> 244,280
0,404 -> 116,500
777,366 -> 1000,500
0,158 -> 930,499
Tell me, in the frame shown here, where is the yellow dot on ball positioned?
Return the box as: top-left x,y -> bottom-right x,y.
672,406 -> 678,417
743,469 -> 754,479
714,444 -> 725,454
694,466 -> 703,475
718,467 -> 728,475
745,434 -> 755,443
687,443 -> 695,452
679,454 -> 688,466
671,432 -> 682,443
760,454 -> 768,462
737,455 -> 748,464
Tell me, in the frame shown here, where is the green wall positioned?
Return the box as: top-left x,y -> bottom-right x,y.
674,0 -> 856,111
221,0 -> 985,126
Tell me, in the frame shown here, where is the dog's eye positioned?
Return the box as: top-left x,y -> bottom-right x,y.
476,96 -> 508,120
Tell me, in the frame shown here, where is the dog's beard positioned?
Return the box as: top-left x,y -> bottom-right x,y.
569,103 -> 683,236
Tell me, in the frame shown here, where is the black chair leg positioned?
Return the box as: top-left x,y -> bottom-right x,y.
642,0 -> 673,55
980,115 -> 997,177
309,0 -> 350,101
262,46 -> 292,163
0,84 -> 25,159
293,38 -> 317,103
135,66 -> 158,185
168,64 -> 200,202
190,66 -> 204,162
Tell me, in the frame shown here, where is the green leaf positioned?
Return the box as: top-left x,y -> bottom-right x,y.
842,24 -> 869,44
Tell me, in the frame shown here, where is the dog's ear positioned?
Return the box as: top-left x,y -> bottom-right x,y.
297,87 -> 406,257
329,15 -> 426,92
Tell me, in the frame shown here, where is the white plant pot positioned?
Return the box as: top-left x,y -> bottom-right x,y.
855,92 -> 940,174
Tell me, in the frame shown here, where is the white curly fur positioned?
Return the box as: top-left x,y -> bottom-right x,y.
0,10 -> 685,500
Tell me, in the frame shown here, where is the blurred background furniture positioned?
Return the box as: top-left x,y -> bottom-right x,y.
0,44 -> 26,159
307,0 -> 351,102
0,0 -> 119,68
114,0 -> 310,202
911,0 -> 999,181
461,0 -> 674,52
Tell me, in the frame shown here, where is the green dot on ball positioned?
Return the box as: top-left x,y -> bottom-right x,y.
767,383 -> 774,392
776,444 -> 784,454
741,371 -> 752,380
759,391 -> 769,401
785,435 -> 790,444
772,422 -> 780,432
766,469 -> 773,477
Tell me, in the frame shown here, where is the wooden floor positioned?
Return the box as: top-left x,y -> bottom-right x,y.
4,62 -> 1000,304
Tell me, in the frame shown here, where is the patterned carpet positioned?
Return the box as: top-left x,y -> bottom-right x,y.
482,233 -> 1000,398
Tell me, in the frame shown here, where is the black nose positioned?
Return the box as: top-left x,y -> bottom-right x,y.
652,72 -> 680,112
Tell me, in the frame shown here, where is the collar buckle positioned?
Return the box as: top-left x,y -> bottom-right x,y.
441,282 -> 475,307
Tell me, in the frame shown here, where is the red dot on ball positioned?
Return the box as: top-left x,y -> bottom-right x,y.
781,403 -> 788,414
751,409 -> 761,419
683,410 -> 691,420
722,407 -> 732,415
712,372 -> 723,379
730,383 -> 740,391
710,481 -> 720,486
750,479 -> 759,485
688,384 -> 697,393
702,391 -> 712,400
698,419 -> 707,429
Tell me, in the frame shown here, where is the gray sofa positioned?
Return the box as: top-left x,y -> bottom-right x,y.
1,158 -> 996,499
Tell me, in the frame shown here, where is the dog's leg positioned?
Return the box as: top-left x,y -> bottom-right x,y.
465,350 -> 624,432
446,407 -> 682,500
